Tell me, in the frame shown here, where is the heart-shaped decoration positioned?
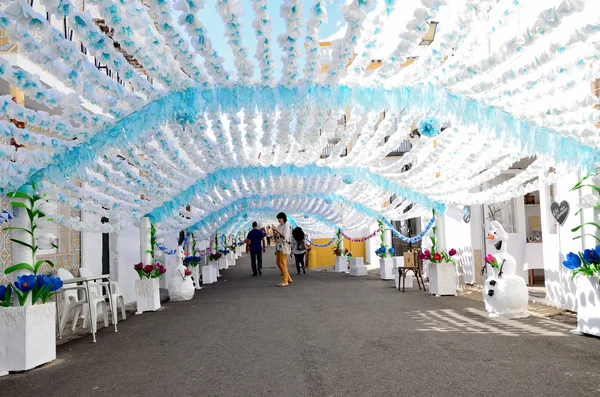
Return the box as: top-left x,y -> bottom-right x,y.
551,200 -> 570,226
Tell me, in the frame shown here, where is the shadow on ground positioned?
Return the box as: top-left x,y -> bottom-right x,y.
2,248 -> 599,397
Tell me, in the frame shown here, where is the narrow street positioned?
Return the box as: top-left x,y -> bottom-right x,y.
2,249 -> 599,396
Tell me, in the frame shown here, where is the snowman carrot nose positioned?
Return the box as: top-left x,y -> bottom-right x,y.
486,235 -> 496,240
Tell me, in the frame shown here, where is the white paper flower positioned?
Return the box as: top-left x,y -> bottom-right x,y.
580,193 -> 599,208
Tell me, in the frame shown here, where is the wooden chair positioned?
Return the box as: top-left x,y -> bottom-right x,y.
398,249 -> 427,292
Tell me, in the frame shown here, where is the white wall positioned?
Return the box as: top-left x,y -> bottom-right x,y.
508,197 -> 527,280
540,172 -> 582,311
441,205 -> 475,285
364,222 -> 380,267
111,226 -> 141,305
80,212 -> 103,276
161,233 -> 180,293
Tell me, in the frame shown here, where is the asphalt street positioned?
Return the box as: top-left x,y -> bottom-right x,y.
2,247 -> 599,397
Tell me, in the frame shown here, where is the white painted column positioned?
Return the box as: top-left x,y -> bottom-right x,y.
140,217 -> 152,265
384,229 -> 392,248
364,222 -> 378,266
81,212 -> 103,275
9,196 -> 33,278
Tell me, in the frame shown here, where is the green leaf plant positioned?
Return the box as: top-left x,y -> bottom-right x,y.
4,183 -> 55,275
2,183 -> 59,306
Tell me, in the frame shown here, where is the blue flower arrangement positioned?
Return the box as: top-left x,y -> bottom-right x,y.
183,256 -> 202,268
562,169 -> 600,282
375,247 -> 395,258
417,116 -> 441,138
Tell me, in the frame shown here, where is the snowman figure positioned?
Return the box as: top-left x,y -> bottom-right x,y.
483,221 -> 529,318
168,246 -> 195,302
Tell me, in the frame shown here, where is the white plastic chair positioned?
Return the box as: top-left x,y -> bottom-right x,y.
79,268 -> 126,324
57,268 -> 88,337
109,280 -> 126,322
79,268 -> 109,333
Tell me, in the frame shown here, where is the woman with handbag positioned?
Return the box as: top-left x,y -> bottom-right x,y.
273,212 -> 293,287
291,227 -> 307,275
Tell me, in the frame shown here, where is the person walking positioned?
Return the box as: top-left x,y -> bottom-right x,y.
272,212 -> 292,287
246,222 -> 266,276
291,226 -> 307,275
266,226 -> 273,246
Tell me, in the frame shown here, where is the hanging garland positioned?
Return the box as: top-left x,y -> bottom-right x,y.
155,233 -> 191,255
341,229 -> 380,243
383,216 -> 435,244
306,237 -> 337,248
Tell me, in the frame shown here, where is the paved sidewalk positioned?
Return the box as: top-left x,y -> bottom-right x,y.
1,248 -> 599,397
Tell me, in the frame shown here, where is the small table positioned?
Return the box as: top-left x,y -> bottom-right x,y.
60,275 -> 118,343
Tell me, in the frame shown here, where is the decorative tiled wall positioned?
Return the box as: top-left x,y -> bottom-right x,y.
0,198 -> 81,275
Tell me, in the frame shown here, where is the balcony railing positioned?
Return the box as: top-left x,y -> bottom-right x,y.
385,138 -> 412,157
320,138 -> 347,159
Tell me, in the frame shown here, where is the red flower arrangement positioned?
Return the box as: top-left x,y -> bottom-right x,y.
418,227 -> 458,266
134,262 -> 167,279
209,252 -> 223,262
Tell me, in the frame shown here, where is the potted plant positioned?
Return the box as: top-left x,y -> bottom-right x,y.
206,251 -> 222,282
332,230 -> 350,273
376,220 -> 395,280
133,261 -> 166,314
0,183 -> 64,372
184,237 -> 202,290
228,244 -> 237,267
236,240 -> 244,258
562,169 -> 600,337
219,249 -> 231,269
419,226 -> 457,296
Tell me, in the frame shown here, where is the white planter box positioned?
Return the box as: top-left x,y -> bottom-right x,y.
211,261 -> 221,278
0,303 -> 56,372
136,278 -> 161,314
218,257 -> 228,270
379,258 -> 394,280
349,257 -> 368,276
428,261 -> 457,296
227,253 -> 236,267
573,276 -> 600,337
203,264 -> 217,284
235,246 -> 242,258
334,256 -> 348,273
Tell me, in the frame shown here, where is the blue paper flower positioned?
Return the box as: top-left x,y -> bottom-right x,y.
36,274 -> 52,290
0,284 -> 11,301
562,252 -> 582,269
417,117 -> 441,138
583,248 -> 600,265
36,275 -> 63,293
50,276 -> 63,292
388,248 -> 395,255
14,274 -> 36,293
